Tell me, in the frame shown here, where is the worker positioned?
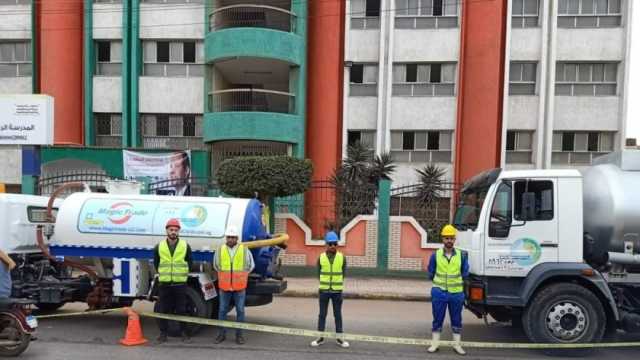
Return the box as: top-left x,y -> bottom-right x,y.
153,218 -> 193,344
0,249 -> 16,298
213,225 -> 254,345
427,224 -> 469,355
310,232 -> 349,348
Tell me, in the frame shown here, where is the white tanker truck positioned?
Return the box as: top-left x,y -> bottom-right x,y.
457,150 -> 640,344
2,185 -> 287,333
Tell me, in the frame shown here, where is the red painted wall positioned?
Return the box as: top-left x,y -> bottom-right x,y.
454,0 -> 508,185
399,222 -> 433,270
38,0 -> 84,145
304,0 -> 345,236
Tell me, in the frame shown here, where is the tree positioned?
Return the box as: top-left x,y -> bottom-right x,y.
415,164 -> 446,204
217,156 -> 313,232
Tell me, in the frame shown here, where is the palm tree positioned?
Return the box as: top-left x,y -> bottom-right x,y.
415,164 -> 446,204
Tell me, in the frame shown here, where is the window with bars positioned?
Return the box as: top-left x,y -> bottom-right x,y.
558,0 -> 622,28
395,0 -> 458,29
349,63 -> 378,96
512,0 -> 539,28
141,114 -> 205,150
552,131 -> 615,164
555,62 -> 617,96
506,131 -> 533,163
509,62 -> 537,95
392,63 -> 456,96
95,40 -> 122,76
94,113 -> 122,147
0,0 -> 30,4
351,0 -> 381,29
347,130 -> 376,151
390,130 -> 452,162
142,40 -> 204,77
0,41 -> 31,77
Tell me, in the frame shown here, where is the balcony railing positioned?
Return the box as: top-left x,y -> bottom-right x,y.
552,151 -> 610,165
142,136 -> 206,150
208,88 -> 295,114
209,4 -> 296,32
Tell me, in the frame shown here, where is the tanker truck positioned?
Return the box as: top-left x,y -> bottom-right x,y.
455,150 -> 640,344
3,184 -> 287,333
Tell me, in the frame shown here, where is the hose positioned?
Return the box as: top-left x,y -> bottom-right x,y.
39,182 -> 98,280
244,233 -> 289,249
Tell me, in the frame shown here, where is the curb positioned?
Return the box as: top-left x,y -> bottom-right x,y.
278,290 -> 430,302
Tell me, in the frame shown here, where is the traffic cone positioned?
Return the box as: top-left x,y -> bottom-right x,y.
119,307 -> 148,346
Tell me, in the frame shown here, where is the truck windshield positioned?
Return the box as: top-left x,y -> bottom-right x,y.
452,168 -> 501,230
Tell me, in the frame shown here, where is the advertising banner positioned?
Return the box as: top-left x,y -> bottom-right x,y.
122,150 -> 191,195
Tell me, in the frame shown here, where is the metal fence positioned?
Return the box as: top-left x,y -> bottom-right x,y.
147,177 -> 220,197
37,171 -> 113,197
390,182 -> 458,244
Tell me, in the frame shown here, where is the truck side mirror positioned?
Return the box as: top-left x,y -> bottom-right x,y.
521,192 -> 536,221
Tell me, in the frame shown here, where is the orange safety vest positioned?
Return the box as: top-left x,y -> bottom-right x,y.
217,244 -> 249,291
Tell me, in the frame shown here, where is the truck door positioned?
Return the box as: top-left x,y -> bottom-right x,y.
484,179 -> 558,277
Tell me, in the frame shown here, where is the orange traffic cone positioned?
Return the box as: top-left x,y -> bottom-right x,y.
119,307 -> 148,346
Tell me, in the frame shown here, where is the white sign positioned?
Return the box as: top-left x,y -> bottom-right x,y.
122,150 -> 192,195
0,95 -> 54,145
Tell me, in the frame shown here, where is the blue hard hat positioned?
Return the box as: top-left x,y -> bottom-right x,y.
324,231 -> 339,243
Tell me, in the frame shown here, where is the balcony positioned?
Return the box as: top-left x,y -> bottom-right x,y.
209,88 -> 295,114
210,4 -> 296,32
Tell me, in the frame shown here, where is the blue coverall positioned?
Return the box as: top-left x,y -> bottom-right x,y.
427,249 -> 469,334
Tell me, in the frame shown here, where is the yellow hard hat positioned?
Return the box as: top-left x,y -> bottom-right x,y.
441,224 -> 457,237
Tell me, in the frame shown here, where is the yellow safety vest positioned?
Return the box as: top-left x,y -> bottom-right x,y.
218,244 -> 248,291
158,239 -> 189,284
319,252 -> 344,291
432,248 -> 463,293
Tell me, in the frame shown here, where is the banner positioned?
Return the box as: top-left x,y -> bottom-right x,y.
122,150 -> 192,195
0,95 -> 54,145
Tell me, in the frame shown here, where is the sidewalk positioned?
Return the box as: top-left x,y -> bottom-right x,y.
280,277 -> 431,301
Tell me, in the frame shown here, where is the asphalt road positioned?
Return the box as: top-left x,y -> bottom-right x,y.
20,297 -> 640,360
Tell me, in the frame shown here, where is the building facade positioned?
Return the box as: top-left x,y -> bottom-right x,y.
343,0 -> 633,185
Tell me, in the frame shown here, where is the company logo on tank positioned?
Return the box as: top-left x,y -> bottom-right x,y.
180,205 -> 208,228
510,238 -> 542,266
97,202 -> 149,225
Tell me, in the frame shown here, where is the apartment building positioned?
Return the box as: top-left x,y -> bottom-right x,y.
343,0 -> 633,185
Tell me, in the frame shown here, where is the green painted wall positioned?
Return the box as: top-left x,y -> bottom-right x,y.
83,0 -> 94,146
130,0 -> 140,147
40,148 -> 210,179
377,179 -> 391,270
205,28 -> 305,66
291,0 -> 308,159
203,112 -> 303,144
121,0 -> 131,146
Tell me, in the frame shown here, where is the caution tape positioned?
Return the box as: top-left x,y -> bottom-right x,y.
38,308 -> 640,349
36,307 -> 126,319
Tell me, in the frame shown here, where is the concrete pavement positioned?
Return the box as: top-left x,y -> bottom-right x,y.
280,277 -> 431,301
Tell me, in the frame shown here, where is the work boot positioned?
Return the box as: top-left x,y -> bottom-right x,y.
336,338 -> 350,348
214,333 -> 226,344
235,335 -> 245,345
452,333 -> 466,355
427,332 -> 440,353
156,333 -> 168,344
310,337 -> 325,347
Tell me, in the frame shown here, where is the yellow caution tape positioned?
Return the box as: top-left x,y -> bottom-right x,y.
38,308 -> 640,349
36,307 -> 126,319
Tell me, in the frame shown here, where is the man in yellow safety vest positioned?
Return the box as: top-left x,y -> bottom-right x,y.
154,218 -> 193,344
427,224 -> 469,355
213,225 -> 254,345
310,231 -> 349,348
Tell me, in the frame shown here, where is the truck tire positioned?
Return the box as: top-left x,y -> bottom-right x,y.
523,283 -> 605,355
155,286 -> 213,337
35,303 -> 65,313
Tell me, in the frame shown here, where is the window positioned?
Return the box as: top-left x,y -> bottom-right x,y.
94,0 -> 122,3
94,113 -> 122,147
392,63 -> 456,96
509,62 -> 537,95
349,63 -> 378,96
95,40 -> 121,76
140,0 -> 203,3
395,0 -> 458,29
142,40 -> 204,77
489,182 -> 512,237
506,131 -> 533,163
512,0 -> 539,28
514,180 -> 554,221
558,0 -> 622,28
351,0 -> 381,29
0,41 -> 31,77
347,130 -> 376,150
0,0 -> 30,4
390,130 -> 452,162
555,62 -> 617,96
552,131 -> 615,164
141,114 -> 205,150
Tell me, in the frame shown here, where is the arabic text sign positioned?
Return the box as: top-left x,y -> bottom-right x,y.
0,95 -> 54,145
78,198 -> 229,238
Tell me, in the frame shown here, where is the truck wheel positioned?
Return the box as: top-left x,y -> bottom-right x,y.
155,286 -> 213,337
523,283 -> 605,355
